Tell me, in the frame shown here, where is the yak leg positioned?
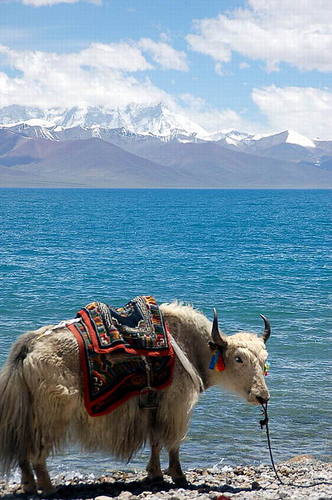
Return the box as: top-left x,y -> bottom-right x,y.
146,441 -> 163,482
166,447 -> 187,485
32,457 -> 56,496
19,460 -> 37,494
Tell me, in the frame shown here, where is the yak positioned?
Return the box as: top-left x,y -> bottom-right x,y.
0,302 -> 271,495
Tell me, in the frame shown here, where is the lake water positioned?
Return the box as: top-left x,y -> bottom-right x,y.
0,188 -> 331,478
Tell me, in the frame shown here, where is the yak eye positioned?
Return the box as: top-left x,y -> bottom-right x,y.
235,356 -> 243,363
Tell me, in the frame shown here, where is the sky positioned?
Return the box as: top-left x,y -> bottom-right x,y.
0,0 -> 332,139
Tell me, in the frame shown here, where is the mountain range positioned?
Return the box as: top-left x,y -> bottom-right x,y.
0,104 -> 332,188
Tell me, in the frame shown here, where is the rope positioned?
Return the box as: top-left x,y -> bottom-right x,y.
259,401 -> 284,485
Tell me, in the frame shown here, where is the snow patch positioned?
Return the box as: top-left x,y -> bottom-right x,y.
0,103 -> 207,138
286,130 -> 316,148
25,119 -> 55,128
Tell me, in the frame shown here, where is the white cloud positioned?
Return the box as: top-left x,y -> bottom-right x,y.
179,93 -> 260,134
252,85 -> 332,139
187,0 -> 332,72
0,36 -> 189,111
3,41 -> 331,139
0,44 -> 171,109
138,38 -> 189,71
0,40 -> 258,134
78,42 -> 153,72
0,43 -> 152,75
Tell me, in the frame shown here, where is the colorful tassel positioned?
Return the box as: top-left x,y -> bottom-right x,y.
264,361 -> 270,376
216,352 -> 225,371
209,352 -> 217,370
209,351 -> 225,371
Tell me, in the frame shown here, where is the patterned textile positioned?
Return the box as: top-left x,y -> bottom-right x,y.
66,296 -> 175,416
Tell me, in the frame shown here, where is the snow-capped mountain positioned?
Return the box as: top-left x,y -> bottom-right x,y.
237,129 -> 322,163
249,130 -> 316,150
204,130 -> 254,151
204,129 -> 254,144
0,104 -> 206,138
1,106 -> 332,188
1,103 -> 332,188
2,122 -> 56,140
1,105 -> 329,151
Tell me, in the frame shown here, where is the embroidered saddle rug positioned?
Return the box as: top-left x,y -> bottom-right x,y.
66,296 -> 175,416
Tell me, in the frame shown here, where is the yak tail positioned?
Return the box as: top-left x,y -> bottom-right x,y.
0,332 -> 36,475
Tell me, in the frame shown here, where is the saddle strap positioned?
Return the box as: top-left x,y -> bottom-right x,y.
170,336 -> 204,393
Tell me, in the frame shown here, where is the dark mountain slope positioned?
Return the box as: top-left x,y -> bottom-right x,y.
1,133 -> 332,188
0,137 -> 191,188
133,141 -> 332,188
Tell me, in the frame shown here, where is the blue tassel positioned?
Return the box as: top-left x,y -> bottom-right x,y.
209,352 -> 217,370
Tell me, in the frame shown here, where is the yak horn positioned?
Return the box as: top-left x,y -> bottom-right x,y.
260,314 -> 271,343
211,308 -> 228,348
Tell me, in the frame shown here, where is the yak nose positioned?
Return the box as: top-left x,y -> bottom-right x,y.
256,395 -> 269,405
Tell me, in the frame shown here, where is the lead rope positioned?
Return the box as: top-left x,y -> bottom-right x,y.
259,401 -> 284,485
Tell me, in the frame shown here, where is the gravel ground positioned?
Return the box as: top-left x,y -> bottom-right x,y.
0,456 -> 331,500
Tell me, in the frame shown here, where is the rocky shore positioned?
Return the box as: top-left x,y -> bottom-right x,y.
0,456 -> 331,500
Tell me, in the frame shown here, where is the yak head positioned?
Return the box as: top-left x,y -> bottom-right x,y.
209,310 -> 270,405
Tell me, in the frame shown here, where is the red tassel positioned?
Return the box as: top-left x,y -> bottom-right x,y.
216,352 -> 225,371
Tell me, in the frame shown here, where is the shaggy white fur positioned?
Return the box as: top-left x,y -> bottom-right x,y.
0,302 -> 270,495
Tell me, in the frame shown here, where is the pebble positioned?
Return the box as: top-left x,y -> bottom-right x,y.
0,457 -> 331,499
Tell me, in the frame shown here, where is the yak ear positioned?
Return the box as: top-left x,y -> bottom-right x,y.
211,308 -> 228,349
260,314 -> 271,343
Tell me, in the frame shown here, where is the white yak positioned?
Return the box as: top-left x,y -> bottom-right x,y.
0,302 -> 271,495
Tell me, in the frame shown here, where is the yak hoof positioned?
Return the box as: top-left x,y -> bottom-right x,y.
173,476 -> 188,487
164,469 -> 188,486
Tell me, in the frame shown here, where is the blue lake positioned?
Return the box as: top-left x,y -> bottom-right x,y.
0,188 -> 331,477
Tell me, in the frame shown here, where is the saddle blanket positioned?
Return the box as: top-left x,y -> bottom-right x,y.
66,296 -> 175,416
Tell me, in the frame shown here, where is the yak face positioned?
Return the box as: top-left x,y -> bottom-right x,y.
210,311 -> 270,405
218,334 -> 270,405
